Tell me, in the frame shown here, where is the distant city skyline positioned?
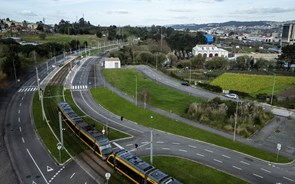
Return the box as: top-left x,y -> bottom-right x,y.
1,0 -> 295,26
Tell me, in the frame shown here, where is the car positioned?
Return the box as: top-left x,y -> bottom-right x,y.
225,93 -> 238,99
181,81 -> 190,86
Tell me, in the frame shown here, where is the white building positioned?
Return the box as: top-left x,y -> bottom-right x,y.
192,45 -> 228,58
104,58 -> 121,69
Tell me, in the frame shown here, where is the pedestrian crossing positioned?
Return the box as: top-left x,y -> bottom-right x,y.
18,87 -> 37,93
71,85 -> 88,90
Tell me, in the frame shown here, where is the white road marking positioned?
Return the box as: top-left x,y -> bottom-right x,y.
18,110 -> 21,114
70,173 -> 76,179
26,149 -> 49,184
172,142 -> 180,145
283,176 -> 294,182
222,154 -> 231,159
260,168 -> 271,173
22,137 -> 25,143
196,153 -> 204,157
18,88 -> 22,92
141,142 -> 149,144
179,149 -> 187,152
47,166 -> 54,172
18,117 -> 20,123
21,97 -> 24,100
204,149 -> 213,153
19,103 -> 22,107
240,161 -> 250,165
19,127 -> 22,132
188,145 -> 197,148
213,159 -> 223,163
48,166 -> 65,183
156,141 -> 164,144
162,148 -> 170,150
232,166 -> 242,170
146,148 -> 151,150
253,173 -> 263,179
126,144 -> 133,147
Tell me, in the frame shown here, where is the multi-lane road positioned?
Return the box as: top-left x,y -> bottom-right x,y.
2,56 -> 98,184
2,51 -> 295,184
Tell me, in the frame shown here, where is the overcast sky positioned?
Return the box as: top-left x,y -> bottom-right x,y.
1,0 -> 295,26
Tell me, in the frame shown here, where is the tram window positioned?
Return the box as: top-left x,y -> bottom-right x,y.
116,161 -> 144,183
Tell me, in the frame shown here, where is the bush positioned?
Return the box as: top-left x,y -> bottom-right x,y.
198,82 -> 222,93
229,90 -> 251,98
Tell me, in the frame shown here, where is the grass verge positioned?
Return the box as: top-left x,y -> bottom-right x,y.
142,156 -> 249,184
102,68 -> 206,115
91,87 -> 291,163
33,85 -> 129,163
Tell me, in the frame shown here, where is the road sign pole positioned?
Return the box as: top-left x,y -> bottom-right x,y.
276,143 -> 281,162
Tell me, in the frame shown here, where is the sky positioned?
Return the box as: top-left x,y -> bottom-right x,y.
1,0 -> 295,26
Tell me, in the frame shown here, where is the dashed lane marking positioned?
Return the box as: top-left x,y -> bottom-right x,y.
18,110 -> 20,114
22,137 -> 25,143
19,127 -> 22,132
48,166 -> 65,183
253,173 -> 263,179
260,168 -> 271,173
283,176 -> 294,182
213,159 -> 223,163
188,145 -> 197,148
240,161 -> 250,165
204,149 -> 213,153
156,141 -> 164,144
232,166 -> 242,170
196,153 -> 204,157
18,117 -> 20,123
222,154 -> 231,159
70,173 -> 76,179
162,148 -> 170,150
126,144 -> 133,147
19,103 -> 22,107
172,142 -> 180,145
178,149 -> 187,153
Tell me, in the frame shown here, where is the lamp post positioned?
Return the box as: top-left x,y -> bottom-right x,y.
135,75 -> 138,106
271,74 -> 276,105
233,98 -> 239,142
105,172 -> 111,184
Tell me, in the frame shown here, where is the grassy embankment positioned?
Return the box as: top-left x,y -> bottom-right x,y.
210,73 -> 295,96
91,87 -> 291,163
33,85 -> 129,163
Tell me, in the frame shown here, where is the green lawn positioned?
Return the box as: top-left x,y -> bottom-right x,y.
142,156 -> 249,184
210,73 -> 295,96
33,86 -> 129,163
20,33 -> 103,47
91,87 -> 291,163
102,68 -> 206,115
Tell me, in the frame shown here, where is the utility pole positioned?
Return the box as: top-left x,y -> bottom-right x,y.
233,100 -> 239,142
59,112 -> 64,149
271,74 -> 276,105
150,130 -> 153,164
135,75 -> 138,106
12,58 -> 17,84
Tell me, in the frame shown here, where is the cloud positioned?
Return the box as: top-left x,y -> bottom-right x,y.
168,9 -> 197,13
107,10 -> 130,14
232,7 -> 295,14
20,10 -> 37,16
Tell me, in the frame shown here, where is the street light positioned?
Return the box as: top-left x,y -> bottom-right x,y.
135,75 -> 138,106
105,172 -> 111,184
271,74 -> 276,105
233,97 -> 239,142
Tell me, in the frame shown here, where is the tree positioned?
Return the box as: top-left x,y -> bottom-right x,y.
254,58 -> 269,70
136,51 -> 153,64
191,54 -> 206,69
279,45 -> 295,70
107,25 -> 117,40
167,53 -> 178,66
205,57 -> 228,70
36,21 -> 44,31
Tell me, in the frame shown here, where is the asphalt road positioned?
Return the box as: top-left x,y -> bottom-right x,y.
69,56 -> 295,183
3,56 -> 98,184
